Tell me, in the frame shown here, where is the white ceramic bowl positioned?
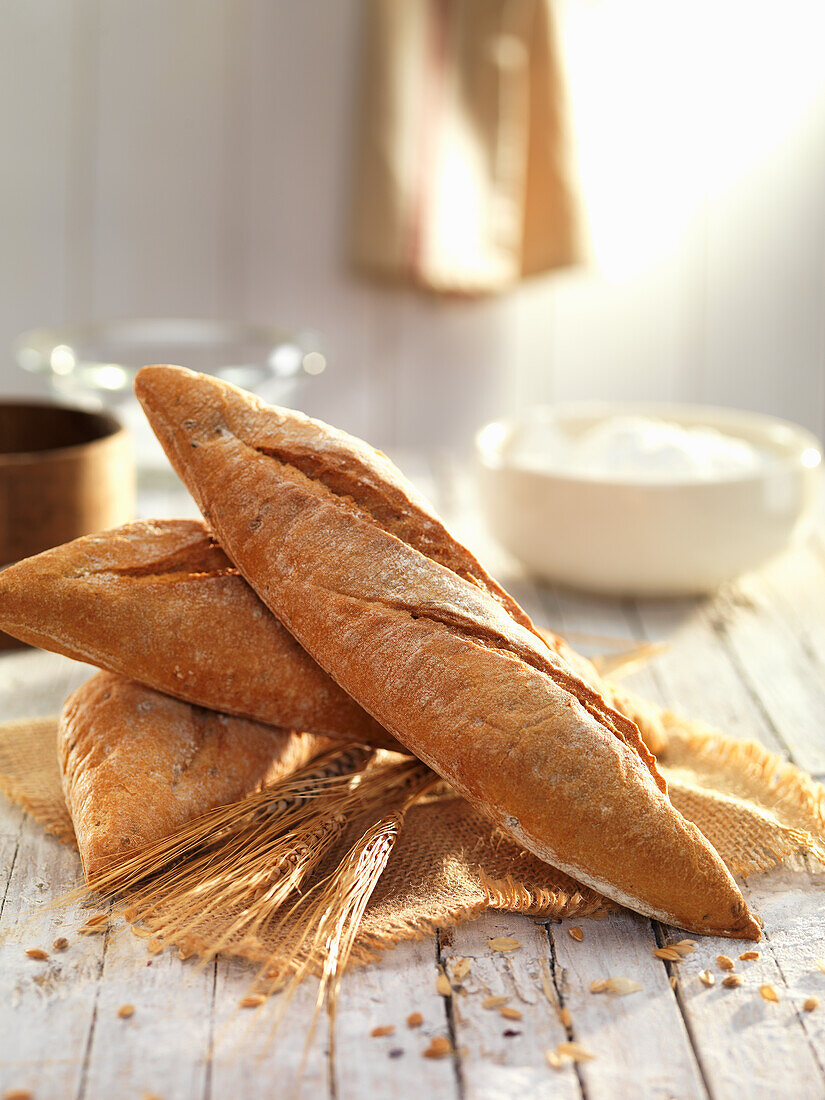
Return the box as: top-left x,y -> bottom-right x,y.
475,402 -> 822,596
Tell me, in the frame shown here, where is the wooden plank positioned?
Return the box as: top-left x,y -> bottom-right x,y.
208,954 -> 331,1099
80,924 -> 214,1100
629,595 -> 788,755
440,911 -> 580,1100
698,572 -> 825,776
659,874 -> 825,1100
553,911 -> 707,1100
334,937 -> 459,1099
0,823 -> 106,1100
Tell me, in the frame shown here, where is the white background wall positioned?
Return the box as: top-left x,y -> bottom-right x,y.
1,0 -> 824,452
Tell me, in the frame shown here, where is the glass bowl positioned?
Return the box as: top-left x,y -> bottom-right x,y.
14,318 -> 326,476
14,317 -> 325,406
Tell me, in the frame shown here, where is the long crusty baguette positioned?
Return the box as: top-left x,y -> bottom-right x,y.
59,670 -> 324,880
0,519 -> 665,757
135,365 -> 759,939
0,520 -> 396,750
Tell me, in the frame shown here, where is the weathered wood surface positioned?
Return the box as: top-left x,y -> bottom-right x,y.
2,461 -> 825,1099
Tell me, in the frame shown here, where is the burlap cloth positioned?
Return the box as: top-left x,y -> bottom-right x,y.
1,710 -> 824,969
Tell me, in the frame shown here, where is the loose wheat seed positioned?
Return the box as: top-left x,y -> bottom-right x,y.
546,1041 -> 594,1068
722,975 -> 744,989
436,973 -> 451,996
3,1089 -> 34,1100
117,1004 -> 135,1019
760,984 -> 779,1003
406,1012 -> 423,1028
804,997 -> 819,1012
716,955 -> 735,971
604,976 -> 642,995
568,927 -> 584,942
488,936 -> 521,953
52,937 -> 69,952
652,947 -> 682,961
239,994 -> 267,1008
670,976 -> 678,990
560,1007 -> 572,1027
698,970 -> 715,987
25,949 -> 48,961
589,979 -> 608,994
84,913 -> 109,926
500,1007 -> 522,1021
371,1026 -> 395,1037
482,995 -> 510,1009
671,940 -> 697,956
453,957 -> 471,981
739,951 -> 759,961
423,1037 -> 451,1059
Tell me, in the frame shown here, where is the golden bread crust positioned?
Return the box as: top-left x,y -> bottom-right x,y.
135,365 -> 759,939
0,519 -> 395,749
58,671 -> 322,880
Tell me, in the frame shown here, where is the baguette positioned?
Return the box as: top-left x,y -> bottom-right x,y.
0,520 -> 664,756
59,670 -> 323,879
0,519 -> 397,750
135,365 -> 760,939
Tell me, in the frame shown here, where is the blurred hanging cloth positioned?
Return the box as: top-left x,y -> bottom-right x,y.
352,0 -> 586,295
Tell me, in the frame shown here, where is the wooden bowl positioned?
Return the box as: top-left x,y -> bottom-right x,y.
0,403 -> 135,648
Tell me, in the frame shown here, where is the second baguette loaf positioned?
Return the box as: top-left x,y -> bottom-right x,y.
0,520 -> 397,750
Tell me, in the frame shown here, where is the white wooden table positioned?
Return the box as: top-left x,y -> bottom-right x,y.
2,456 -> 825,1100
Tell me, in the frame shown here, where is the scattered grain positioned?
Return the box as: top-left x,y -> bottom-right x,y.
371,1026 -> 395,1037
500,1007 -> 522,1021
560,1007 -> 572,1028
760,984 -> 779,1003
52,937 -> 69,952
568,926 -> 584,942
117,1004 -> 135,1019
84,913 -> 109,927
453,957 -> 471,981
604,976 -> 642,995
803,997 -> 819,1013
739,951 -> 759,961
25,949 -> 48,961
671,939 -> 697,956
3,1090 -> 34,1099
652,947 -> 682,961
482,995 -> 510,1009
423,1037 -> 452,1059
546,1041 -> 594,1068
488,936 -> 521,953
589,979 -> 608,994
716,955 -> 735,971
698,971 -> 716,987
239,994 -> 267,1009
406,1012 -> 423,1028
436,973 -> 451,996
722,975 -> 744,989
670,976 -> 678,990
